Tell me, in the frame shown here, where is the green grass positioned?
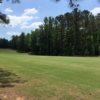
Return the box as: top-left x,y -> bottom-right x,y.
0,49 -> 100,100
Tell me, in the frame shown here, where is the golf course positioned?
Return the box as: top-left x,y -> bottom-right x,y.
0,49 -> 100,100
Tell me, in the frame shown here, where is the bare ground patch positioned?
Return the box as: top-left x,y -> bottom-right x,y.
0,68 -> 27,100
0,68 -> 26,88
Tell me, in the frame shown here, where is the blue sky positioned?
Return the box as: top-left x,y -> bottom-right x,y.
0,0 -> 100,39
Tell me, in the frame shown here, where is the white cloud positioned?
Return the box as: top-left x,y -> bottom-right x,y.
91,7 -> 100,16
23,8 -> 38,15
8,15 -> 33,27
7,7 -> 42,29
6,32 -> 20,36
5,8 -> 13,13
21,22 -> 43,29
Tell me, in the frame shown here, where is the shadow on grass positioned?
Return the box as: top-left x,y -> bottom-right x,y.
0,68 -> 26,88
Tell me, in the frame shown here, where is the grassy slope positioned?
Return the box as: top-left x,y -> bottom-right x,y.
0,49 -> 100,100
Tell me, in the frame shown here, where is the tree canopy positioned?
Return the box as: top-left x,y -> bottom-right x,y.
54,0 -> 79,7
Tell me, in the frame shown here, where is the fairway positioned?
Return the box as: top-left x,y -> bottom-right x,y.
0,49 -> 100,100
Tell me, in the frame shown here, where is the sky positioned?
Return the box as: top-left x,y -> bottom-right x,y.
0,0 -> 100,39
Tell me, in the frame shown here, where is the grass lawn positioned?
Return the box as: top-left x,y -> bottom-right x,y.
0,49 -> 100,100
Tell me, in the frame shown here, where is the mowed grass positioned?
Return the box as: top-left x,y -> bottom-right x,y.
0,49 -> 100,100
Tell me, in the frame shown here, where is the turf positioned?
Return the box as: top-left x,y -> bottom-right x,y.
0,49 -> 100,100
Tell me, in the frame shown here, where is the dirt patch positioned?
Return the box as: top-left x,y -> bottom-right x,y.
0,68 -> 26,88
0,68 -> 27,100
0,92 -> 25,100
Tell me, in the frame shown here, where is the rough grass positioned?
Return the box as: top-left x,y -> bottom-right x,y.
0,49 -> 100,100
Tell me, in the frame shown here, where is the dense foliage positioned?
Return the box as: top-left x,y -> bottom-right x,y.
0,8 -> 100,56
0,38 -> 9,48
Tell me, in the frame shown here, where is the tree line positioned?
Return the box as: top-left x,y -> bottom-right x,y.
0,8 -> 100,56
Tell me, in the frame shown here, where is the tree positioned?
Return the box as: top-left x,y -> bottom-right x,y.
10,35 -> 19,49
0,12 -> 9,24
25,33 -> 31,52
17,32 -> 26,52
30,30 -> 40,54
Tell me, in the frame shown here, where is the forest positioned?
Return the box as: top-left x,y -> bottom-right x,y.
0,8 -> 100,56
